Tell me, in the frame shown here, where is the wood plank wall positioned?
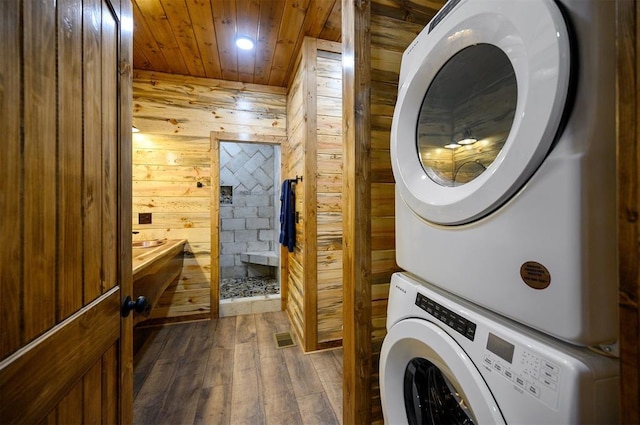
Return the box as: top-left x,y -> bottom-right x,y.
285,37 -> 344,352
342,1 -> 443,422
316,43 -> 344,345
368,3 -> 440,421
132,133 -> 211,321
132,70 -> 287,323
285,55 -> 307,345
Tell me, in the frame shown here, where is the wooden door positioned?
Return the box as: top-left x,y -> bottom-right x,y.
0,0 -> 133,423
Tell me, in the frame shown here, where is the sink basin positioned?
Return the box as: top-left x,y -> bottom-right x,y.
133,239 -> 166,248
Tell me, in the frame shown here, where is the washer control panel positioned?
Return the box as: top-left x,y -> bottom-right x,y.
483,332 -> 560,409
415,293 -> 477,341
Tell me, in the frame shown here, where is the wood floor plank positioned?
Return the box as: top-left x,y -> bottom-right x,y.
235,313 -> 257,344
332,347 -> 343,369
310,349 -> 344,425
158,323 -> 195,360
133,312 -> 342,425
259,350 -> 303,423
259,350 -> 291,387
133,358 -> 178,424
203,347 -> 234,388
159,356 -> 208,425
133,327 -> 171,399
156,321 -> 216,424
256,312 -> 283,356
264,386 -> 304,425
297,392 -> 340,425
310,348 -> 342,375
213,316 -> 237,349
194,385 -> 232,425
230,341 -> 264,424
282,344 -> 326,397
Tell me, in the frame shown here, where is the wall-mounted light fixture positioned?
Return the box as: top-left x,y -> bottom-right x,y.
132,126 -> 140,133
235,35 -> 255,50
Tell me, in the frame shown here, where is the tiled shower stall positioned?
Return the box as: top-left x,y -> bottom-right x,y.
219,141 -> 281,302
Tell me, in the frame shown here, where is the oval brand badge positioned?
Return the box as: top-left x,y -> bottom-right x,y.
520,261 -> 551,290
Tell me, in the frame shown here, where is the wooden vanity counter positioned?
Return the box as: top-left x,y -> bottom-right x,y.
132,239 -> 186,325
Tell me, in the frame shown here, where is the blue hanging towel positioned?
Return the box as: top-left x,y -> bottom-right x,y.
279,179 -> 296,252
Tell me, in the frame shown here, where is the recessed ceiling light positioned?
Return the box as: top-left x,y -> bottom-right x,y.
236,36 -> 254,50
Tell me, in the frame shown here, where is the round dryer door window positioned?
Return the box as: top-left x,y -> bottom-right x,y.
391,0 -> 572,225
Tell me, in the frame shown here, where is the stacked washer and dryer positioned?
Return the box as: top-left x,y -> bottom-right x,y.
380,0 -> 620,423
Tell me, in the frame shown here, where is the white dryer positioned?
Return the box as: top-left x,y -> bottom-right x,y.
390,0 -> 617,346
380,273 -> 619,424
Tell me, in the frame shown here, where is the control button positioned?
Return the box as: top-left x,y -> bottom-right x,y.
426,299 -> 436,311
493,362 -> 503,373
540,368 -> 558,382
454,321 -> 466,334
465,323 -> 476,340
541,360 -> 559,374
515,376 -> 526,388
484,357 -> 493,367
527,383 -> 541,398
503,369 -> 514,381
539,376 -> 557,391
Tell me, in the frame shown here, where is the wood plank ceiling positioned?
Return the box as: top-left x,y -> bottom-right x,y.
132,0 -> 342,87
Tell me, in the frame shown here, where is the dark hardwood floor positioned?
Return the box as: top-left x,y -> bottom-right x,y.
133,311 -> 343,425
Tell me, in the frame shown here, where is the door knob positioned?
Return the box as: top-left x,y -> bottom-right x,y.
121,295 -> 150,317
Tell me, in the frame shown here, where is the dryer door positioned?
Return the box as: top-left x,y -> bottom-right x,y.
380,318 -> 505,425
391,0 -> 572,225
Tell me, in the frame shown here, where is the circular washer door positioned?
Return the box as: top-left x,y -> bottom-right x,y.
380,319 -> 505,424
391,0 -> 571,225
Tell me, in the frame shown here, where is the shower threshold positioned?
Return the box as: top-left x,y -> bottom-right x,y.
219,293 -> 281,317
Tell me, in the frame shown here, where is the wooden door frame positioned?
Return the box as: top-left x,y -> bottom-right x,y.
210,132 -> 287,318
118,0 -> 134,423
616,0 -> 640,422
341,0 -> 372,424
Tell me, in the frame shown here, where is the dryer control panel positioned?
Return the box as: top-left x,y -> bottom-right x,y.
415,293 -> 477,340
482,332 -> 560,410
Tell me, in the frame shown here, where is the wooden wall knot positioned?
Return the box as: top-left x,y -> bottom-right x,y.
626,208 -> 638,223
119,61 -> 131,75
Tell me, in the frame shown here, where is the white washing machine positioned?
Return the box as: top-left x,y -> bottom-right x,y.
380,273 -> 619,424
390,0 -> 617,346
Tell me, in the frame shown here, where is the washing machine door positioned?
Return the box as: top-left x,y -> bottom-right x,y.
391,0 -> 572,225
380,318 -> 505,424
